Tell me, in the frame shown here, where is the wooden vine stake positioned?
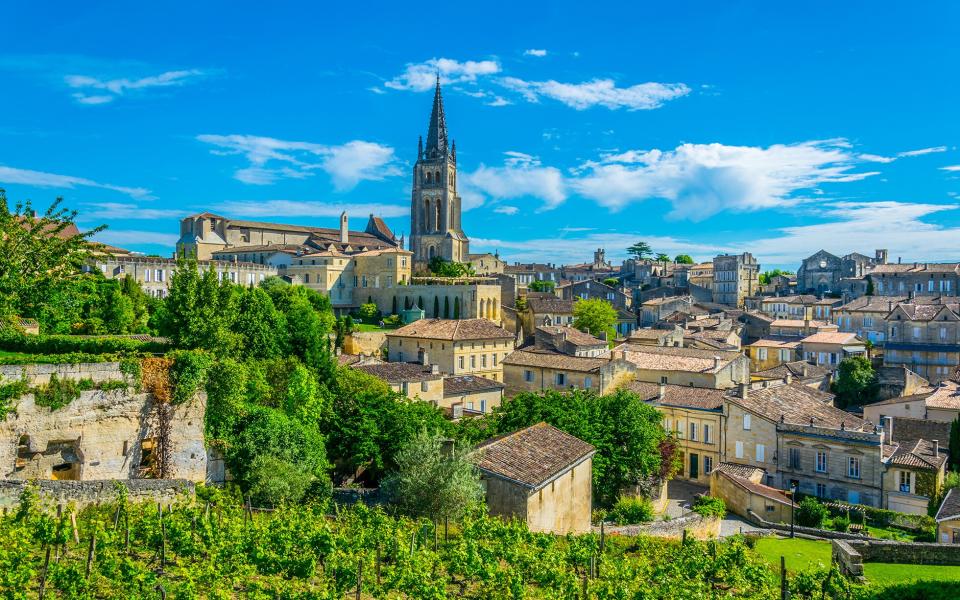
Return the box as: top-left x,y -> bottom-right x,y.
38,546 -> 51,599
376,546 -> 382,586
85,534 -> 96,580
355,558 -> 363,600
780,555 -> 787,600
159,503 -> 167,574
70,511 -> 80,544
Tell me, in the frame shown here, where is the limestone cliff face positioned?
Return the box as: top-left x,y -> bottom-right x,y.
1,366 -> 207,482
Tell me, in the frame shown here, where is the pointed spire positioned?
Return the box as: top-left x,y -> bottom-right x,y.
417,135 -> 423,160
451,139 -> 456,162
424,75 -> 448,157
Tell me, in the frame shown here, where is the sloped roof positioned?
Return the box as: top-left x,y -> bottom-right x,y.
473,422 -> 595,489
770,319 -> 836,329
387,319 -> 513,340
714,462 -> 766,481
443,375 -> 504,396
800,332 -> 863,345
717,469 -> 796,506
729,382 -> 869,431
894,303 -> 960,322
527,297 -> 575,314
353,362 -> 443,383
885,439 -> 947,471
936,488 -> 960,522
623,381 -> 725,410
503,348 -> 608,372
752,360 -> 832,381
887,416 -> 951,447
748,337 -> 801,349
536,325 -> 605,347
613,343 -> 743,373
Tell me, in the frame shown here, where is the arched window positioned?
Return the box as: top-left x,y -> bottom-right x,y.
435,201 -> 442,232
424,199 -> 431,230
435,170 -> 441,183
479,299 -> 486,319
426,171 -> 432,183
428,246 -> 436,260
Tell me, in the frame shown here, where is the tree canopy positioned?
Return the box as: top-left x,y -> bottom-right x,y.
626,241 -> 652,260
428,256 -> 475,278
674,254 -> 694,264
832,356 -> 878,408
654,253 -> 671,263
528,279 -> 556,292
572,297 -> 618,341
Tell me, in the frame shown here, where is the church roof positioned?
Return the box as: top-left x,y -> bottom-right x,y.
424,77 -> 448,158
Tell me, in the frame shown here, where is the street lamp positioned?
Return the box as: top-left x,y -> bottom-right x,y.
789,483 -> 798,538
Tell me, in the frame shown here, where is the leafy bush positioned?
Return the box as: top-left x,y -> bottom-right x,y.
32,374 -> 93,410
0,379 -> 29,418
357,303 -> 380,322
832,514 -> 850,532
609,496 -> 654,525
382,314 -> 402,328
0,351 -> 126,365
247,455 -> 315,507
168,349 -> 213,404
97,379 -> 129,392
692,495 -> 726,518
0,332 -> 169,355
796,497 -> 829,528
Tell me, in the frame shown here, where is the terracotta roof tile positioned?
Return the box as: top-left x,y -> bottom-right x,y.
353,361 -> 443,383
473,422 -> 595,489
623,381 -> 725,410
613,343 -> 743,373
503,348 -> 608,372
936,488 -> 960,522
387,319 -> 514,341
729,382 -> 868,431
800,332 -> 863,345
443,375 -> 504,396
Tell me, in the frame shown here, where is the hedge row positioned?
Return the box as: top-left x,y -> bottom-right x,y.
0,332 -> 169,356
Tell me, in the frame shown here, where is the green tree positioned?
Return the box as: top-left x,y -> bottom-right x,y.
358,302 -> 379,322
602,278 -> 619,287
528,280 -> 556,293
381,430 -> 483,520
572,297 -> 618,341
674,254 -> 694,264
233,287 -> 289,359
161,261 -> 241,355
865,275 -> 875,296
796,497 -> 828,527
392,295 -> 398,315
491,389 -> 670,506
433,296 -> 440,318
247,455 -> 316,507
0,192 -> 105,327
101,284 -> 136,333
283,362 -> 327,424
655,253 -> 671,264
428,256 -> 475,277
626,241 -> 652,261
950,415 -> 960,472
758,269 -> 794,285
832,356 -> 878,408
453,297 -> 460,319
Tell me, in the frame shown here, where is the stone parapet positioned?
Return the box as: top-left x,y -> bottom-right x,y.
0,362 -> 125,386
0,478 -> 194,509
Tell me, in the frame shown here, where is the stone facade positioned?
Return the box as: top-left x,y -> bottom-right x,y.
386,319 -> 515,382
0,478 -> 195,510
883,303 -> 960,383
712,253 -> 759,307
871,262 -> 960,297
90,255 -> 276,298
366,280 -> 502,323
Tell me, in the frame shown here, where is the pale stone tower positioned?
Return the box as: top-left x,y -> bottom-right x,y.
409,78 -> 469,268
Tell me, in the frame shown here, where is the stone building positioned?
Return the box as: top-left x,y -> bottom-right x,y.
768,318 -> 838,338
882,436 -> 947,515
443,375 -> 505,417
758,295 -> 818,319
871,262 -> 960,297
611,343 -> 750,389
627,382 -> 726,485
935,488 -> 960,543
409,79 -> 470,266
467,252 -> 506,275
799,331 -> 867,371
833,295 -> 910,344
712,253 -> 759,307
627,326 -> 685,348
177,211 -> 400,261
559,279 -> 631,310
883,303 -> 960,383
385,319 -> 514,382
710,463 -> 795,523
91,255 -> 277,298
473,422 -> 595,534
745,338 -> 800,372
862,379 -> 960,425
639,295 -> 694,326
796,249 -> 885,295
725,381 -> 884,505
352,361 -> 445,404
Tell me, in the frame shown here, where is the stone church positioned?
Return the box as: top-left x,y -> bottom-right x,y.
409,78 -> 470,268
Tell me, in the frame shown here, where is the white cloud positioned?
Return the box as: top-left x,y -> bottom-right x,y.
897,146 -> 947,157
746,201 -> 960,266
196,134 -> 401,190
384,58 -> 501,92
859,146 -> 947,163
65,69 -> 204,104
461,152 -> 567,211
93,229 -> 179,248
524,49 -> 548,57
80,202 -> 185,220
499,77 -> 690,111
493,205 -> 519,215
215,199 -> 408,219
570,140 -> 877,219
941,165 -> 960,172
0,165 -> 151,199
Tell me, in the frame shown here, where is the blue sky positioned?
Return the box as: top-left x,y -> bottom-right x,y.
2,2 -> 959,270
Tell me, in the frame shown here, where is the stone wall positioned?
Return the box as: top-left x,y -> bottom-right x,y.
603,513 -> 720,540
0,478 -> 194,509
343,332 -> 387,356
2,386 -> 207,482
0,362 -> 126,386
848,538 -> 960,565
746,510 -> 868,540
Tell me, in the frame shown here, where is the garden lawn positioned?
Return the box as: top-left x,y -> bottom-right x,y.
864,563 -> 960,586
751,537 -> 832,572
352,323 -> 398,332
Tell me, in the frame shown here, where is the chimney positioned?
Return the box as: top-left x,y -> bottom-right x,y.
658,382 -> 666,400
784,373 -> 792,385
714,355 -> 722,370
801,364 -> 808,377
933,439 -> 940,457
738,382 -> 749,399
884,415 -> 894,444
339,211 -> 349,244
431,363 -> 439,374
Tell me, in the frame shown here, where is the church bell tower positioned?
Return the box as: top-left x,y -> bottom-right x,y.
409,77 -> 469,268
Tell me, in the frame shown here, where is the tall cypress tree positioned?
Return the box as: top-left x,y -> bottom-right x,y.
443,297 -> 450,319
950,415 -> 960,472
453,297 -> 460,319
433,296 -> 440,318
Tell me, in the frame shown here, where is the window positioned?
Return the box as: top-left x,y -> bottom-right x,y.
470,356 -> 476,369
899,470 -> 912,493
458,356 -> 464,370
420,381 -> 428,392
524,369 -> 534,382
756,444 -> 765,462
735,441 -> 744,459
929,279 -> 936,292
816,483 -> 827,498
816,450 -> 827,473
757,347 -> 768,360
555,373 -> 566,386
743,414 -> 752,430
848,456 -> 860,479
912,326 -> 921,339
863,316 -> 873,327
660,376 -> 668,384
493,354 -> 498,366
481,354 -> 488,368
789,448 -> 801,469
703,424 -> 711,444
584,376 -> 593,389
704,456 -> 713,474
941,327 -> 948,341
689,422 -> 698,441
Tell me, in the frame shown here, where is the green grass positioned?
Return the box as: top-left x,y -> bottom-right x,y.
752,537 -> 833,572
864,563 -> 960,585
